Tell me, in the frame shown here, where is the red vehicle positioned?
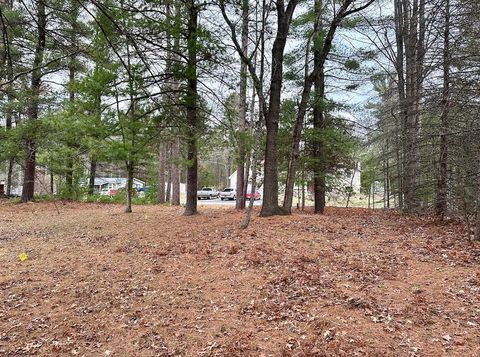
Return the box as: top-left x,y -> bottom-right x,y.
245,191 -> 261,200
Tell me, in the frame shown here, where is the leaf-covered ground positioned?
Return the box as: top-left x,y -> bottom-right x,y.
0,201 -> 479,356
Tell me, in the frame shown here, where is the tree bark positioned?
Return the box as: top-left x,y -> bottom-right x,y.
241,94 -> 262,229
384,160 -> 390,209
88,160 -> 97,195
313,62 -> 326,214
345,166 -> 357,208
283,0 -> 371,213
435,0 -> 450,218
243,75 -> 257,199
158,141 -> 166,204
166,143 -> 172,203
401,0 -> 426,212
5,93 -> 14,196
220,0 -> 298,216
236,0 -> 249,210
394,0 -> 406,210
171,137 -> 181,205
50,170 -> 54,194
301,166 -> 305,211
243,150 -> 251,201
226,151 -> 232,184
1,0 -> 15,197
125,162 -> 133,213
6,160 -> 13,196
65,0 -> 79,197
88,88 -> 101,196
259,0 -> 298,217
65,159 -> 73,195
283,37 -> 312,213
21,0 -> 46,202
183,0 -> 199,216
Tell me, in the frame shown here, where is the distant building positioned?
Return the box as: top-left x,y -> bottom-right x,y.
0,165 -> 57,196
228,170 -> 264,194
93,177 -> 145,193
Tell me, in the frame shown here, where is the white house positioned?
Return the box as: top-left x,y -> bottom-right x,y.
228,170 -> 264,194
93,177 -> 145,193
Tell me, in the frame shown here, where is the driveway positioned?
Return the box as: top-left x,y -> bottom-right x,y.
197,198 -> 263,206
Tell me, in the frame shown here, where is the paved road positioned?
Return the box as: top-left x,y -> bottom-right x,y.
197,198 -> 263,206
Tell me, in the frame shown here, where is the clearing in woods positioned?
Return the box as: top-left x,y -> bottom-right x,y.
0,201 -> 479,356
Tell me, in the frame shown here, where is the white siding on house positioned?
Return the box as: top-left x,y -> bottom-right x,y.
229,170 -> 264,193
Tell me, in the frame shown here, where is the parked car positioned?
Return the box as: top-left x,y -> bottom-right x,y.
246,190 -> 261,200
220,187 -> 236,200
197,187 -> 219,200
137,186 -> 150,197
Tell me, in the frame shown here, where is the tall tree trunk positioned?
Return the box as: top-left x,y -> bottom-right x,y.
50,170 -> 54,194
259,0 -> 298,217
171,137 -> 181,205
220,0 -> 303,216
259,48 -> 283,216
6,160 -> 13,196
345,166 -> 357,208
283,36 -> 312,213
283,0 -> 368,213
65,0 -> 79,197
226,152 -> 232,184
243,65 -> 257,202
4,68 -> 13,194
236,0 -> 249,210
5,92 -> 14,196
385,140 -> 390,209
301,166 -> 305,211
1,0 -> 15,196
243,54 -> 257,203
243,151 -> 251,200
395,116 -> 403,209
241,95 -> 262,229
372,182 -> 375,209
183,0 -> 199,216
125,162 -> 133,213
22,138 -> 37,202
158,142 -> 166,204
65,159 -> 73,195
166,143 -> 172,202
402,0 -> 426,212
88,160 -> 96,195
307,0 -> 370,214
88,89 -> 101,196
394,0 -> 406,210
368,184 -> 372,208
21,0 -> 46,202
313,63 -> 326,214
166,3 -> 181,207
435,0 -> 450,218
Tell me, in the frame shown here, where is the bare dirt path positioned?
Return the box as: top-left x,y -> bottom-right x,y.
0,201 -> 479,356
